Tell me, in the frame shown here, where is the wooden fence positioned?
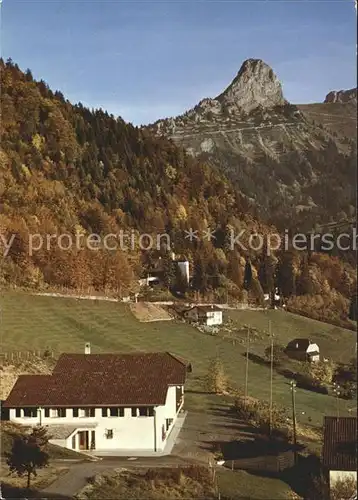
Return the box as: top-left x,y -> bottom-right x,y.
0,350 -> 56,362
225,450 -> 295,474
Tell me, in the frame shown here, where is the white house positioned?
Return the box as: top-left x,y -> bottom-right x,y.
4,351 -> 189,454
322,416 -> 357,494
184,305 -> 223,326
285,338 -> 320,362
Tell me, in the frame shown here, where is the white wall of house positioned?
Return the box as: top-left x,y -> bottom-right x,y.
8,384 -> 184,452
205,311 -> 222,326
330,470 -> 357,485
307,343 -> 319,354
155,385 -> 183,451
184,308 -> 223,325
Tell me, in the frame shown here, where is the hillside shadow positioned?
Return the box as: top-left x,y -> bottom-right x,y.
241,351 -> 270,367
1,482 -> 73,499
210,433 -> 303,461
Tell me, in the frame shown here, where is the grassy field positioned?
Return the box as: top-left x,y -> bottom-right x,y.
1,291 -> 356,430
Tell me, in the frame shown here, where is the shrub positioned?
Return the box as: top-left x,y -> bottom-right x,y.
330,475 -> 357,500
264,344 -> 287,365
308,360 -> 335,385
206,357 -> 228,394
232,395 -> 290,435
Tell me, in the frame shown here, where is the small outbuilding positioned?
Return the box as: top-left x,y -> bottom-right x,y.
285,338 -> 320,362
322,416 -> 357,495
183,305 -> 223,326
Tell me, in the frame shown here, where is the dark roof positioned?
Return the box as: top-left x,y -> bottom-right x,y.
322,417 -> 357,471
4,352 -> 188,408
188,305 -> 222,314
286,338 -> 311,351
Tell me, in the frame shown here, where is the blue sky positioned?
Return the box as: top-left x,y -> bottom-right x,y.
1,0 -> 356,125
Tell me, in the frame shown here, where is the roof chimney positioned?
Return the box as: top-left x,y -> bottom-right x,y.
85,342 -> 91,355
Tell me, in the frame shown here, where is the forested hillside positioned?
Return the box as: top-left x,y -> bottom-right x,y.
0,59 -> 356,327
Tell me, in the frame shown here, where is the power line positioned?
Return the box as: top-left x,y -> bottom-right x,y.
244,327 -> 250,404
290,380 -> 298,465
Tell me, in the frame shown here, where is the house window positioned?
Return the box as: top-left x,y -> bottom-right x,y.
109,407 -> 124,417
105,429 -> 113,439
45,408 -> 50,418
50,408 -> 66,418
166,418 -> 173,431
78,408 -> 95,417
73,408 -> 79,417
15,408 -> 21,418
139,407 -> 154,417
132,407 -> 154,417
23,407 -> 37,418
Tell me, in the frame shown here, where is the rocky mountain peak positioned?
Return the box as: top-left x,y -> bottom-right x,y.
324,88 -> 357,104
216,58 -> 287,112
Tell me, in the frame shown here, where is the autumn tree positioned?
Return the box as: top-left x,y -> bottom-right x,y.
228,253 -> 243,289
206,357 -> 228,394
306,360 -> 335,385
296,256 -> 314,295
6,426 -> 50,489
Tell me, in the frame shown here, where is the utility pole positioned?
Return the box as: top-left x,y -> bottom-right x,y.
333,383 -> 340,419
290,380 -> 297,464
244,327 -> 250,404
269,320 -> 274,435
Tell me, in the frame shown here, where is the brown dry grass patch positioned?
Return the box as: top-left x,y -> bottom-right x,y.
129,302 -> 173,322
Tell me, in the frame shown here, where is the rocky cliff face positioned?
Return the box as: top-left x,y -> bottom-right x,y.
324,88 -> 357,104
216,58 -> 287,112
147,59 -> 356,231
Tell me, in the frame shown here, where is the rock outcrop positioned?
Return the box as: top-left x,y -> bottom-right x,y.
324,88 -> 357,104
216,58 -> 287,112
147,59 -> 356,229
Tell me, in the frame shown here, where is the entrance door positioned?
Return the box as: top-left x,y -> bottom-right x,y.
78,431 -> 89,450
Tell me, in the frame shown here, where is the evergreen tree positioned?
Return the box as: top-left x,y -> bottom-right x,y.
6,426 -> 50,489
258,241 -> 276,297
243,259 -> 253,291
349,294 -> 357,321
192,255 -> 208,293
276,251 -> 296,298
162,254 -> 176,290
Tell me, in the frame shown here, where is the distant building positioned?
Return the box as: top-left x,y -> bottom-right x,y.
285,338 -> 320,362
183,305 -> 223,326
322,416 -> 357,494
139,253 -> 190,288
4,351 -> 189,454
